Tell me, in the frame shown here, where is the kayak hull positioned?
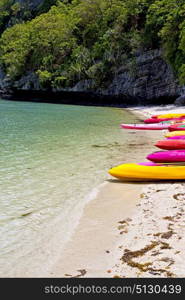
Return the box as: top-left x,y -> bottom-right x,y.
169,124 -> 185,131
152,113 -> 185,119
147,150 -> 185,163
144,117 -> 185,124
144,118 -> 170,124
109,163 -> 185,181
167,136 -> 185,140
165,131 -> 185,138
156,140 -> 185,150
121,123 -> 169,130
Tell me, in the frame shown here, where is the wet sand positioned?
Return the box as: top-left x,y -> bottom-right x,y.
50,181 -> 143,277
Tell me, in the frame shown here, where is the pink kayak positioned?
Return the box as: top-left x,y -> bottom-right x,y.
144,117 -> 185,124
167,136 -> 185,140
121,123 -> 169,130
147,150 -> 185,162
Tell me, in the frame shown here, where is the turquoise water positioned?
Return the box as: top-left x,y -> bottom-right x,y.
0,99 -> 138,276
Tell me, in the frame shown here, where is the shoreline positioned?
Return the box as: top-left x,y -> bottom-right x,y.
1,93 -> 177,108
50,181 -> 143,277
49,108 -> 168,278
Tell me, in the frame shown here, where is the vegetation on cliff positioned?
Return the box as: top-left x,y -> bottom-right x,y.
0,0 -> 56,34
0,0 -> 185,90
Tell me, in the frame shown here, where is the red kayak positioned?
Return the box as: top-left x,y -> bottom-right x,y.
156,140 -> 185,150
144,117 -> 185,124
144,118 -> 166,124
169,124 -> 185,131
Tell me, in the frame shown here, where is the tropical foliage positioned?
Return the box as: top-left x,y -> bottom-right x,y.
0,0 -> 185,88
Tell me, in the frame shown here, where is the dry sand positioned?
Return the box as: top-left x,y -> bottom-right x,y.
50,105 -> 185,278
112,182 -> 185,278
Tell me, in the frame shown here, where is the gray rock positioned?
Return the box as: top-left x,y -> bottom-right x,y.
69,80 -> 96,92
0,68 -> 5,89
0,68 -> 11,91
100,49 -> 181,101
0,68 -> 13,97
13,72 -> 41,90
62,49 -> 181,103
174,94 -> 185,106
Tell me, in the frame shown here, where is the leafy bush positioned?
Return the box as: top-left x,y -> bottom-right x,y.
0,0 -> 185,88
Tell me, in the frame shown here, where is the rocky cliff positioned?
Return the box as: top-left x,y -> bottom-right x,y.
70,49 -> 181,104
0,49 -> 182,106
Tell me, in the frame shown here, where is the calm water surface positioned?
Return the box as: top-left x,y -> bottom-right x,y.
0,99 -> 138,276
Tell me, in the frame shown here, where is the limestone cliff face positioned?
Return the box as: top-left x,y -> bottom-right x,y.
0,49 -> 183,105
103,50 -> 180,101
70,49 -> 181,103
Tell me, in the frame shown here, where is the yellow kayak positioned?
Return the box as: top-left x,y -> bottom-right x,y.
109,163 -> 185,181
154,113 -> 185,119
165,130 -> 185,137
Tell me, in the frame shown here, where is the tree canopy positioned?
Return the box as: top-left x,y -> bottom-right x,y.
0,0 -> 185,88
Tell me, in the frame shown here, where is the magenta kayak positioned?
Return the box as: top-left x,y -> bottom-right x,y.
121,123 -> 169,130
147,150 -> 185,162
167,136 -> 185,140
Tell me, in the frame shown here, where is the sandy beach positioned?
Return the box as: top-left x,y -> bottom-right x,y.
1,0 -> 185,284
49,105 -> 185,278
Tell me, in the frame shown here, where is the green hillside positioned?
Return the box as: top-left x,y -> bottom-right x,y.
0,0 -> 185,90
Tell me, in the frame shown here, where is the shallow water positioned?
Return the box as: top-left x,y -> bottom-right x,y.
0,99 -> 139,276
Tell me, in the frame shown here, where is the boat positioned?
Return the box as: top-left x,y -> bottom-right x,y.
152,113 -> 185,119
168,124 -> 185,131
144,117 -> 185,124
108,162 -> 185,181
144,118 -> 171,124
147,150 -> 185,162
167,135 -> 185,140
120,123 -> 169,130
165,131 -> 185,138
162,120 -> 185,124
155,140 -> 185,150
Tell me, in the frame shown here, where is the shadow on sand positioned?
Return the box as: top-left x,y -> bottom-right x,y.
107,179 -> 185,185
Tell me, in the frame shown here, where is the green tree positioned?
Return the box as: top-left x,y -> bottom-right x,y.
1,0 -> 185,89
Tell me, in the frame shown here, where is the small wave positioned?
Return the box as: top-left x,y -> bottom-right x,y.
84,182 -> 108,205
